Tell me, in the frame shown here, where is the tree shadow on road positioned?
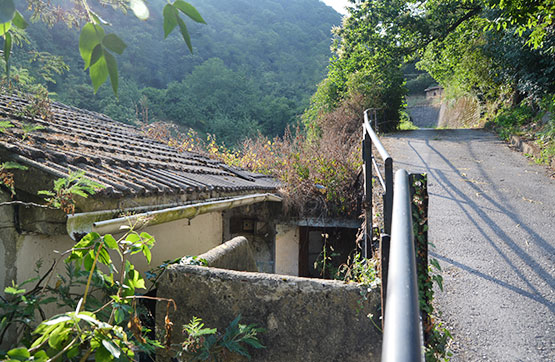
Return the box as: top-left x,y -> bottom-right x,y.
396,130 -> 554,313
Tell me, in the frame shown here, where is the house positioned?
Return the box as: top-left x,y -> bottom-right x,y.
424,85 -> 443,99
0,91 -> 282,290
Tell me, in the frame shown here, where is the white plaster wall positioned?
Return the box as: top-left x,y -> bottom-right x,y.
130,211 -> 223,272
15,234 -> 75,288
8,212 -> 223,291
275,224 -> 299,276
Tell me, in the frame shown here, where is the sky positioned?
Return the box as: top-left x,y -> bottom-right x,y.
320,0 -> 351,15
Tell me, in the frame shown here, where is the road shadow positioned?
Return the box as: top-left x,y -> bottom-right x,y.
392,130 -> 554,312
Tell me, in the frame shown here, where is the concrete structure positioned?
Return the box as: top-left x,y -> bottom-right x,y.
157,262 -> 382,361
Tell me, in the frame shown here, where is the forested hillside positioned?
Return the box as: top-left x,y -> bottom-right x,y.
12,0 -> 341,144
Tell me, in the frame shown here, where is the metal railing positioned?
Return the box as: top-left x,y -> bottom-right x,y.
361,111 -> 424,361
362,108 -> 394,322
381,169 -> 424,362
362,109 -> 393,259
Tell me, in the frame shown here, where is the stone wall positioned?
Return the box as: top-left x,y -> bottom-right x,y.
438,96 -> 482,128
156,264 -> 382,361
196,236 -> 258,272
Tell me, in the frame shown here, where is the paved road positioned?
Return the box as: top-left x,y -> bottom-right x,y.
383,129 -> 554,361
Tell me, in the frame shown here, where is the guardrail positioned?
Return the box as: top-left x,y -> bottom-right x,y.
361,111 -> 424,361
362,108 -> 393,319
362,109 -> 393,255
381,169 -> 424,362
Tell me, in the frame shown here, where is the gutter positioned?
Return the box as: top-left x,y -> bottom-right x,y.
67,193 -> 282,239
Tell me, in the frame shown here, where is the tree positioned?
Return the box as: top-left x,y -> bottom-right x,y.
0,0 -> 206,95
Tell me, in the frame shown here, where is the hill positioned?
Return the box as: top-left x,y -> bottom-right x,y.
17,0 -> 341,144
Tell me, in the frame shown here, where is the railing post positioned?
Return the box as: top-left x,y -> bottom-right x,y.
384,157 -> 393,236
362,117 -> 372,259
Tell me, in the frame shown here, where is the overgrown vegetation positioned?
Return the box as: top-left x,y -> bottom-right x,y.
487,98 -> 555,165
143,94 -> 365,219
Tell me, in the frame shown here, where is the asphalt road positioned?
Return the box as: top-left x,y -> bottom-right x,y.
383,129 -> 555,361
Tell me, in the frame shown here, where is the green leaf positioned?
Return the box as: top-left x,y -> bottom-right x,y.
176,15 -> 192,53
125,233 -> 141,243
430,258 -> 441,271
7,347 -> 30,361
49,324 -> 70,349
79,23 -> 105,70
95,345 -> 112,362
114,307 -> 125,324
0,0 -> 15,24
4,285 -> 24,294
102,339 -> 121,359
103,234 -> 118,249
163,4 -> 178,39
134,275 -> 145,289
33,350 -> 49,362
89,43 -> 103,68
130,0 -> 149,21
75,232 -> 101,249
84,251 -> 95,271
102,33 -> 126,55
12,11 -> 26,29
89,51 -> 109,93
0,21 -> 11,36
104,50 -> 119,96
0,119 -> 12,132
67,346 -> 79,359
173,0 -> 206,23
4,31 -> 11,64
2,161 -> 27,170
98,246 -> 111,264
142,244 -> 151,264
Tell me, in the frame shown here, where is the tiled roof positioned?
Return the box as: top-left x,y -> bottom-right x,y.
0,92 -> 279,200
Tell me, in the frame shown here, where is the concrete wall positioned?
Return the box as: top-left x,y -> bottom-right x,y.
196,236 -> 257,272
156,264 -> 382,361
130,212 -> 222,273
275,224 -> 299,276
0,203 -> 223,291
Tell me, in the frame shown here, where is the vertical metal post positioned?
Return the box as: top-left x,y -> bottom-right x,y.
384,157 -> 394,236
380,156 -> 394,325
362,128 -> 372,259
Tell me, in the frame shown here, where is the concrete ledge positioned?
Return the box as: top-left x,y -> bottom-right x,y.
156,265 -> 382,361
509,135 -> 554,170
194,236 -> 258,272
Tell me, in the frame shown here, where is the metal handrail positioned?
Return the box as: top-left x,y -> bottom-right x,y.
362,109 -> 394,334
381,169 -> 424,362
362,109 -> 393,255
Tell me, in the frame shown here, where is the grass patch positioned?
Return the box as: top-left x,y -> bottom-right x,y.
398,118 -> 419,130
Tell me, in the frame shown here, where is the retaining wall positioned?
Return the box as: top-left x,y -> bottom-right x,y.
156,264 -> 382,361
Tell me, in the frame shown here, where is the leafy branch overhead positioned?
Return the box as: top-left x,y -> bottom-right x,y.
0,0 -> 205,96
0,2 -> 28,78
